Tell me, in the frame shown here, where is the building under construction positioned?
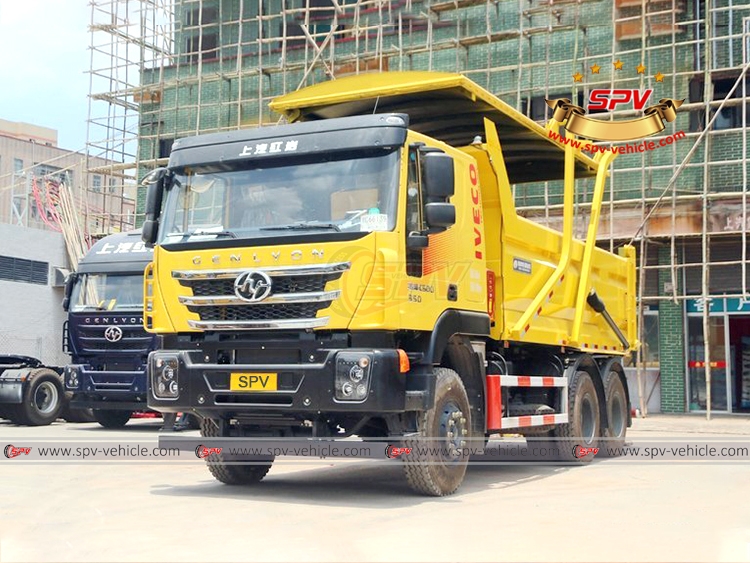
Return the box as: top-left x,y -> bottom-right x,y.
86,0 -> 750,415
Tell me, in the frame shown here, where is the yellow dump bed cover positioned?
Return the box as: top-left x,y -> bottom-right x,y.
270,72 -> 597,184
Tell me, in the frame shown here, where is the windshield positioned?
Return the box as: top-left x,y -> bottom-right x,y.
159,150 -> 400,244
70,274 -> 143,312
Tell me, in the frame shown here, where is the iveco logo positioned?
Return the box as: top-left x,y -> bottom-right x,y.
104,326 -> 123,342
234,270 -> 272,302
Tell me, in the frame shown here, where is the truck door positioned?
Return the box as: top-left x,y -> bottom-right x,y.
400,143 -> 486,331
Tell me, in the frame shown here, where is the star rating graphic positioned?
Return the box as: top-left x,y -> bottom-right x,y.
571,60 -> 666,83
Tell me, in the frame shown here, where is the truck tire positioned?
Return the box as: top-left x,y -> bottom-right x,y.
402,367 -> 472,496
61,394 -> 96,423
93,409 -> 132,428
7,368 -> 64,426
599,369 -> 628,455
185,413 -> 202,430
553,370 -> 600,463
200,417 -> 274,485
63,407 -> 96,423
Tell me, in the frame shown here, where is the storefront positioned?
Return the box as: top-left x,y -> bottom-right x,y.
685,297 -> 750,413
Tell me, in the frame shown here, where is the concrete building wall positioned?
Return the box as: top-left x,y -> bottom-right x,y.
0,223 -> 69,366
0,121 -> 136,234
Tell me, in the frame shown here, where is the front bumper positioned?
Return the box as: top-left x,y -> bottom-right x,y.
148,347 -> 431,417
65,364 -> 149,410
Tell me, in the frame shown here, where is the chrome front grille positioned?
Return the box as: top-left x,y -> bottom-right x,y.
173,262 -> 350,330
76,326 -> 152,354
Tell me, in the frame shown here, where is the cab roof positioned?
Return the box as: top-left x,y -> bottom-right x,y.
78,230 -> 153,274
270,72 -> 597,184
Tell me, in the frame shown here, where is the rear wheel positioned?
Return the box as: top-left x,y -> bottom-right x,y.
600,369 -> 628,455
8,369 -> 64,426
403,367 -> 472,496
553,370 -> 601,462
200,418 -> 274,485
93,409 -> 132,428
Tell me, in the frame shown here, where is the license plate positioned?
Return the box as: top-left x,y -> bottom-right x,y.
230,372 -> 278,392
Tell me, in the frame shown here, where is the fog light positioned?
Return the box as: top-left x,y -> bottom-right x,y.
65,368 -> 80,390
335,352 -> 372,402
151,354 -> 179,400
349,365 -> 364,382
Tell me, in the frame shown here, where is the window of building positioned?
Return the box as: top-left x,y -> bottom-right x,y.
92,175 -> 102,192
184,5 -> 218,28
689,75 -> 748,132
0,256 -> 48,285
109,178 -> 117,194
13,158 -> 23,174
185,32 -> 218,62
158,138 -> 174,159
641,311 -> 660,368
521,92 -> 585,122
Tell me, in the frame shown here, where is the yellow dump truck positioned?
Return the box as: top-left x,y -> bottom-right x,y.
141,72 -> 637,496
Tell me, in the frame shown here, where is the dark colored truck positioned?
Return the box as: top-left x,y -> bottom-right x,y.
0,355 -> 68,425
63,230 -> 157,428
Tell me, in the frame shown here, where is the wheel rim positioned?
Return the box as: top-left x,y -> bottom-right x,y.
34,382 -> 59,415
610,392 -> 625,437
439,400 -> 467,462
580,395 -> 596,445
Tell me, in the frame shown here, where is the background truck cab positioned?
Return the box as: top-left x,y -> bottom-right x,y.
63,230 -> 157,428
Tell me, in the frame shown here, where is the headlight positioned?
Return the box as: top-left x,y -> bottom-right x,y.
151,355 -> 179,399
335,352 -> 372,401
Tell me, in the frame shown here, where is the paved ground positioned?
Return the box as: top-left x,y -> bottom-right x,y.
1,414 -> 749,562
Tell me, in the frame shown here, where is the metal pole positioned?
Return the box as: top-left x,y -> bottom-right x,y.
702,0 -> 713,421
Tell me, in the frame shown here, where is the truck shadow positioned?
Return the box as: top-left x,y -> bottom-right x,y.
150,453 -> 577,509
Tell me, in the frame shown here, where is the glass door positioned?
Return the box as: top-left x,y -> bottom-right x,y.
687,316 -> 729,412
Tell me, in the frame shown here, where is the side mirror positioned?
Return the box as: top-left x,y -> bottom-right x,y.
421,152 -> 455,199
140,167 -> 171,246
424,202 -> 456,231
62,272 -> 78,312
406,233 -> 429,249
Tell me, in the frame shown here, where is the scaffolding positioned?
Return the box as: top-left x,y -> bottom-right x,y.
87,0 -> 750,417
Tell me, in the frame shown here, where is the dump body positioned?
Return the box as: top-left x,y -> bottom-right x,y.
64,230 -> 157,412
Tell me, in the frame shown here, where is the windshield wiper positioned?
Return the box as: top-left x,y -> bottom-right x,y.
260,222 -> 341,232
173,230 -> 237,241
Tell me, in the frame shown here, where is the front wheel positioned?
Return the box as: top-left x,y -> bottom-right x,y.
8,369 -> 64,426
200,418 -> 274,485
93,409 -> 132,428
403,367 -> 472,496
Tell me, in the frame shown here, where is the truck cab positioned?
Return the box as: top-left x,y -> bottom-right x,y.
63,230 -> 156,428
